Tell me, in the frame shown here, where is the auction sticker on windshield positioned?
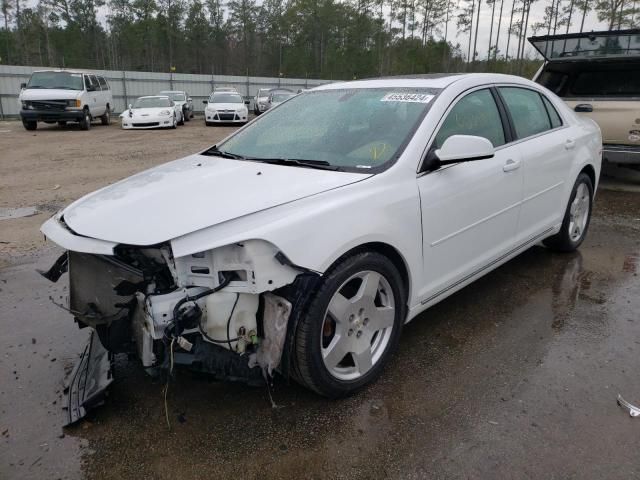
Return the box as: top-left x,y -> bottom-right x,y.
381,92 -> 434,103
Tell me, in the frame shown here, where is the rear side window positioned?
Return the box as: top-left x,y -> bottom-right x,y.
542,96 -> 562,128
435,89 -> 506,148
97,76 -> 109,90
499,87 -> 551,139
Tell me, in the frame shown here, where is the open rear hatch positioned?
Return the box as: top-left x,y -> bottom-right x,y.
529,29 -> 640,62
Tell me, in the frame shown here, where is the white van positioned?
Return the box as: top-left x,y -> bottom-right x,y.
19,70 -> 113,131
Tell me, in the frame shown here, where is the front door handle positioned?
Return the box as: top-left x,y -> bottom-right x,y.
565,139 -> 576,150
503,158 -> 521,172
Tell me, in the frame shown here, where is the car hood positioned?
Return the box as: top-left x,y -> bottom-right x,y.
62,154 -> 369,246
120,108 -> 171,118
20,88 -> 81,101
207,102 -> 245,110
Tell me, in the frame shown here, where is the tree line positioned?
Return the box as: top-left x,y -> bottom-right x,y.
0,0 -> 638,80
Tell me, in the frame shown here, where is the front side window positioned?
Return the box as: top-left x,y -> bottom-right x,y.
219,88 -> 439,171
88,75 -> 100,91
499,87 -> 551,139
26,71 -> 84,91
434,89 -> 506,148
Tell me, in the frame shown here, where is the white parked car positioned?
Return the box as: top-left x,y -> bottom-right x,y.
120,96 -> 184,129
19,69 -> 113,131
159,90 -> 194,122
254,88 -> 271,115
266,89 -> 295,109
203,91 -> 248,125
40,74 -> 601,419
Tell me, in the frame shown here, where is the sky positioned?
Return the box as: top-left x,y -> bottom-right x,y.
460,1 -> 610,59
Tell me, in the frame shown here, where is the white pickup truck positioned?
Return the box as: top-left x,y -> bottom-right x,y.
19,69 -> 113,131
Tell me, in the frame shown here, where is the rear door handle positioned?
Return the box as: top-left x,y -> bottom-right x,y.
565,139 -> 576,150
503,158 -> 520,172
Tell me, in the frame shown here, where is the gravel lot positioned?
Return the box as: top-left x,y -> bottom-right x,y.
1,118 -> 639,480
0,119 -> 239,266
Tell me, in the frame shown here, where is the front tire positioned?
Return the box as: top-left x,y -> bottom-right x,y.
293,252 -> 406,398
183,108 -> 190,122
79,109 -> 91,130
22,119 -> 37,131
171,114 -> 177,129
543,172 -> 593,252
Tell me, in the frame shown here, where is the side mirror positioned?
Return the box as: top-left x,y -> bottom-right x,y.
202,100 -> 208,104
128,103 -> 133,109
20,82 -> 26,89
244,100 -> 250,105
424,135 -> 494,171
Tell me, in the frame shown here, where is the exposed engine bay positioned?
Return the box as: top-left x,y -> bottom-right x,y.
42,240 -> 316,424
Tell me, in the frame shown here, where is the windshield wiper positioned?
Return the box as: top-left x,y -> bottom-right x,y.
246,157 -> 342,171
202,146 -> 246,159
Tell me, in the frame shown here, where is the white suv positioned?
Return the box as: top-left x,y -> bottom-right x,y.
19,70 -> 113,131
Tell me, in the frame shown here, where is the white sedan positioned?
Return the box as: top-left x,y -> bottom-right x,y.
120,95 -> 184,129
203,91 -> 248,125
40,74 -> 601,412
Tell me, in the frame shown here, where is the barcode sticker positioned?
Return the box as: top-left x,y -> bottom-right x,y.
381,93 -> 434,103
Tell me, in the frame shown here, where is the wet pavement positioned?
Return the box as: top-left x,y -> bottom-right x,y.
1,189 -> 639,479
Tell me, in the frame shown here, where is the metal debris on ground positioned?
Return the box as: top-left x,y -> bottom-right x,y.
0,206 -> 39,220
617,394 -> 640,417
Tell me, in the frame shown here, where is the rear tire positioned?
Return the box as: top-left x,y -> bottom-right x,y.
101,107 -> 111,126
292,251 -> 406,398
79,109 -> 91,130
543,172 -> 593,252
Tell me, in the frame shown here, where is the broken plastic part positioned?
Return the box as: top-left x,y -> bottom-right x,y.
64,329 -> 113,427
617,394 -> 640,417
37,251 -> 69,282
249,293 -> 292,377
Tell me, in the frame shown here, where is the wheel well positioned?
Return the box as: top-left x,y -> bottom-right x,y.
334,242 -> 411,303
580,164 -> 596,188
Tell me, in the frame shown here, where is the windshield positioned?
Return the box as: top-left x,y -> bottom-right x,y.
272,93 -> 294,103
26,71 -> 83,90
161,92 -> 186,102
209,93 -> 243,103
219,88 -> 439,171
134,97 -> 171,108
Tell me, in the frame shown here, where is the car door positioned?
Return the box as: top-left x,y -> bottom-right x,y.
497,86 -> 574,243
84,75 -> 101,116
416,87 -> 524,304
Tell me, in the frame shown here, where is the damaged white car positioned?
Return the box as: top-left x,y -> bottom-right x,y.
40,74 -> 601,423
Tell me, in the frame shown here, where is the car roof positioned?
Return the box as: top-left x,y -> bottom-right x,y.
159,90 -> 185,93
33,69 -> 93,75
313,73 -> 535,91
138,95 -> 170,99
